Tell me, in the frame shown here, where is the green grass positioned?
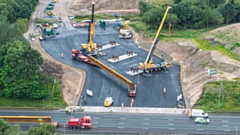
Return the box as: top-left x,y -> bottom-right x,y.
194,80 -> 240,112
35,18 -> 60,24
195,38 -> 240,61
0,80 -> 66,109
149,0 -> 174,5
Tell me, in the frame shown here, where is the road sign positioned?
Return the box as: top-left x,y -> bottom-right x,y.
208,69 -> 217,75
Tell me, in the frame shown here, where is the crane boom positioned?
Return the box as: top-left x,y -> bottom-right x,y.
144,6 -> 171,64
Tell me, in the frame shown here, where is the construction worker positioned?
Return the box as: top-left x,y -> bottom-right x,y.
68,107 -> 71,114
65,107 -> 68,114
61,53 -> 64,59
73,107 -> 76,112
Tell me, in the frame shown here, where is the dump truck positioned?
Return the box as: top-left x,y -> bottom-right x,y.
68,116 -> 92,129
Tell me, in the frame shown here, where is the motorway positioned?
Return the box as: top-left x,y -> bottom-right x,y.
0,110 -> 239,135
40,23 -> 183,107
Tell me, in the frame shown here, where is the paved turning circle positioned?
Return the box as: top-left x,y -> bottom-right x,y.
40,24 -> 183,108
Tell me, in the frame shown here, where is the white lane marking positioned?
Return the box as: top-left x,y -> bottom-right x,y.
222,120 -> 229,122
94,117 -> 100,119
223,125 -> 229,127
143,127 -> 149,129
168,128 -> 175,130
99,43 -> 120,51
118,127 -> 124,129
118,122 -> 124,124
168,119 -> 174,121
107,53 -> 138,63
143,123 -> 149,125
168,123 -> 175,126
197,129 -> 203,131
144,118 -> 150,120
92,126 -> 98,128
224,129 -> 231,131
120,118 -> 126,120
196,124 -> 202,126
93,122 -> 98,124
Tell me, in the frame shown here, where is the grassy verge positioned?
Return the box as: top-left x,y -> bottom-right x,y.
194,80 -> 240,112
0,80 -> 66,109
195,38 -> 240,61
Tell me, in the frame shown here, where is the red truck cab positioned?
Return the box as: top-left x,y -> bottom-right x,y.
68,116 -> 92,129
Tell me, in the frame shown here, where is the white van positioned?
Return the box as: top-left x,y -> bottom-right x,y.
189,109 -> 208,118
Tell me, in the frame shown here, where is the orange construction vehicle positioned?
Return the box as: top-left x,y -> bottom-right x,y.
67,116 -> 92,129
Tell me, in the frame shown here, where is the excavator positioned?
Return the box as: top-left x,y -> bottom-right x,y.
139,6 -> 171,75
44,10 -> 55,17
79,2 -> 98,57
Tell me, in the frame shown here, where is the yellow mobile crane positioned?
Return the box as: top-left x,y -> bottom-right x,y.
79,2 -> 98,57
139,6 -> 171,74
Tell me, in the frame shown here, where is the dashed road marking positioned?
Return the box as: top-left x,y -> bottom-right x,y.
143,123 -> 149,125
120,118 -> 126,120
197,129 -> 203,131
144,118 -> 150,120
143,127 -> 149,129
168,123 -> 174,125
224,129 -> 231,131
93,122 -> 98,124
168,119 -> 174,121
223,125 -> 229,127
222,120 -> 229,122
118,127 -> 124,129
94,117 -> 100,119
118,122 -> 125,124
168,128 -> 175,130
108,53 -> 138,63
92,126 -> 98,128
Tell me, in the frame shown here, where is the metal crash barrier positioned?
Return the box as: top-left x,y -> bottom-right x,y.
0,116 -> 52,123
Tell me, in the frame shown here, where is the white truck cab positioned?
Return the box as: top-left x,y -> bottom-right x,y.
189,109 -> 208,118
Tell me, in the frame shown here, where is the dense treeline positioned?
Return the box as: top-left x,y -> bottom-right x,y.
139,0 -> 240,29
0,0 -> 52,99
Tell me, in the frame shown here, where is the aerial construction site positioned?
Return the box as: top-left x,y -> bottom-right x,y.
38,1 -> 184,108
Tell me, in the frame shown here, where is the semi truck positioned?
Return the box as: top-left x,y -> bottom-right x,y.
68,116 -> 92,129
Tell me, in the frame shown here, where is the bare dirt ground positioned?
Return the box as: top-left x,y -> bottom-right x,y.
31,0 -> 240,108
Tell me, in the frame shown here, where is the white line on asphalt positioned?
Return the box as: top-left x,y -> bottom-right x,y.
197,129 -> 203,131
143,127 -> 149,129
119,118 -> 126,120
222,120 -> 229,122
118,127 -> 124,129
168,123 -> 174,126
196,124 -> 202,126
143,123 -> 149,125
107,53 -> 138,63
118,122 -> 125,124
224,130 -> 231,131
92,126 -> 98,128
144,118 -> 150,120
168,119 -> 174,121
168,128 -> 175,130
223,125 -> 229,127
93,122 -> 98,124
94,117 -> 100,119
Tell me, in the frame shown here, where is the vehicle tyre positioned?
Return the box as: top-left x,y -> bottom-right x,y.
85,126 -> 88,129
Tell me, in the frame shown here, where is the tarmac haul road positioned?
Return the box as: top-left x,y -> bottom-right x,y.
40,24 -> 183,108
0,110 -> 240,135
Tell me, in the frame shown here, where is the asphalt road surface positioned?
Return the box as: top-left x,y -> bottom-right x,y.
1,110 -> 239,135
40,24 -> 183,107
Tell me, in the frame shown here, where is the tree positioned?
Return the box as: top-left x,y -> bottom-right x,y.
138,0 -> 155,16
209,9 -> 224,26
0,40 -> 47,99
4,124 -> 24,135
28,124 -> 55,135
173,0 -> 182,4
218,0 -> 237,24
165,13 -> 180,31
16,18 -> 29,33
0,118 -> 10,135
